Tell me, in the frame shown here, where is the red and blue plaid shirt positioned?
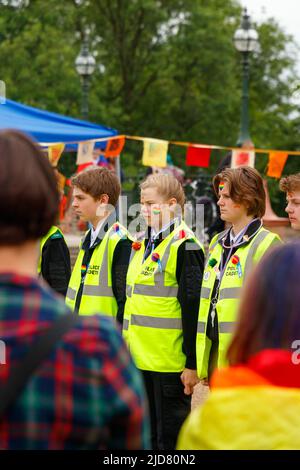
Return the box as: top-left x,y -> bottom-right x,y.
0,273 -> 150,450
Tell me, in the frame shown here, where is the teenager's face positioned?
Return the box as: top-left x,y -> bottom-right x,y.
285,190 -> 300,230
72,187 -> 100,222
140,187 -> 177,229
217,182 -> 248,225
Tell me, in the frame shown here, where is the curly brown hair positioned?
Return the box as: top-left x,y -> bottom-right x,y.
279,173 -> 300,193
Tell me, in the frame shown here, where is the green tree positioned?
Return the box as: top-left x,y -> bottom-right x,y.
0,0 -> 299,183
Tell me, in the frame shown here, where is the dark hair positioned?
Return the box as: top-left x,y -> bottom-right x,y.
0,130 -> 59,245
227,242 -> 300,364
213,167 -> 266,218
71,167 -> 120,207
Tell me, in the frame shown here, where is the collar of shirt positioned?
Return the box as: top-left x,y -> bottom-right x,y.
222,218 -> 261,249
230,227 -> 245,244
90,219 -> 106,247
150,218 -> 179,241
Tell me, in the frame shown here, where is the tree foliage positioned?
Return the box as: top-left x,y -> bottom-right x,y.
0,0 -> 299,186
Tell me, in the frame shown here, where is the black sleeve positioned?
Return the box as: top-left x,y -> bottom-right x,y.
41,237 -> 71,297
112,238 -> 132,325
176,240 -> 204,369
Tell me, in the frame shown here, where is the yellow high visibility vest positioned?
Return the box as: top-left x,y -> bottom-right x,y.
38,226 -> 64,274
66,223 -> 130,317
196,226 -> 281,379
123,221 -> 204,372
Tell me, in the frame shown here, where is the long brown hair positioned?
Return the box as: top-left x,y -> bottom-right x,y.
213,167 -> 266,218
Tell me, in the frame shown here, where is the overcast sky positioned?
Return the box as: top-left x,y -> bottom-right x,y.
242,0 -> 300,48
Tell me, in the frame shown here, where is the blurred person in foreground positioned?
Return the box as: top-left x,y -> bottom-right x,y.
178,242 -> 300,449
279,173 -> 300,230
0,130 -> 149,450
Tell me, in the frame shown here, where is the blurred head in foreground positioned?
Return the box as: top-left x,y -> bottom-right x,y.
0,130 -> 59,246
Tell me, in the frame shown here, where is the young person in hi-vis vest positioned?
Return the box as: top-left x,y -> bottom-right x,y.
38,225 -> 71,297
123,173 -> 204,450
197,167 -> 281,382
65,167 -> 131,324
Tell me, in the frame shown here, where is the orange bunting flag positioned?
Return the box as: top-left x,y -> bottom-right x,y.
231,149 -> 255,168
76,141 -> 95,165
104,136 -> 125,157
186,146 -> 211,167
48,143 -> 65,167
142,139 -> 168,167
267,151 -> 288,178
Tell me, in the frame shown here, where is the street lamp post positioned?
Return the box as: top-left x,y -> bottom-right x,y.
75,32 -> 96,120
233,8 -> 258,146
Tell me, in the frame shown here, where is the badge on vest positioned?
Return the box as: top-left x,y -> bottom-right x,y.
204,270 -> 210,281
231,255 -> 243,278
207,257 -> 220,279
151,252 -> 162,272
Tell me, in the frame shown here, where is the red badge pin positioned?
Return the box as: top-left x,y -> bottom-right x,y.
132,241 -> 142,251
231,255 -> 239,265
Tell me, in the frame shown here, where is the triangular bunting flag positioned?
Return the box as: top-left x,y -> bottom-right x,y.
76,141 -> 95,165
267,151 -> 288,178
48,143 -> 65,167
186,146 -> 211,167
231,149 -> 255,168
104,136 -> 125,157
142,139 -> 168,167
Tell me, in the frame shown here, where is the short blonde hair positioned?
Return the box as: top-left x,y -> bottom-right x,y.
140,173 -> 185,210
279,173 -> 300,193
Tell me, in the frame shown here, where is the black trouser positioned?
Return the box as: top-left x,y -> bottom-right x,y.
141,370 -> 191,450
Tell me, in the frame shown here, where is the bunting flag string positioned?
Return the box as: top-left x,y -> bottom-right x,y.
42,133 -> 300,179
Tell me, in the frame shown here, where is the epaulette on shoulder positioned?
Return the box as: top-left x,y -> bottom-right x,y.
50,231 -> 63,240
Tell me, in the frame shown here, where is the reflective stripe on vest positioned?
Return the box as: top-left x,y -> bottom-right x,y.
132,284 -> 179,297
81,241 -> 114,298
66,287 -> 76,300
197,320 -> 235,334
131,314 -> 182,329
244,229 -> 271,275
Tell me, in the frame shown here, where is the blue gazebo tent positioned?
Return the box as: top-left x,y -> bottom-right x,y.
0,98 -> 118,150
